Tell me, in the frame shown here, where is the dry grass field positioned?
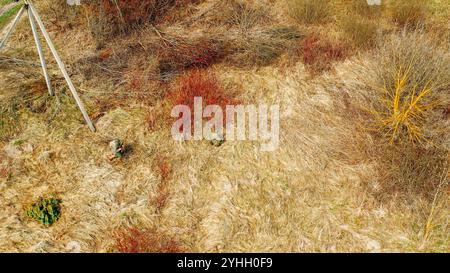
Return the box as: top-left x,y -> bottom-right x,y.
0,0 -> 448,252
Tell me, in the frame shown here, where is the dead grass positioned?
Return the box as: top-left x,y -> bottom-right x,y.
218,0 -> 269,30
145,102 -> 172,131
0,0 -> 449,254
38,0 -> 83,30
85,0 -> 202,43
0,78 -> 62,141
157,36 -> 223,80
154,155 -> 173,182
373,142 -> 449,202
148,155 -> 173,212
0,102 -> 20,141
123,54 -> 163,101
224,26 -> 302,67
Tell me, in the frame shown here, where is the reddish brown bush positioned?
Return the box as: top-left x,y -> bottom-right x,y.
167,70 -> 238,130
114,227 -> 183,253
168,70 -> 237,110
300,34 -> 348,72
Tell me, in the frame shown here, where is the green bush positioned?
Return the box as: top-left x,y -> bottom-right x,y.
287,0 -> 330,24
341,15 -> 378,47
26,197 -> 62,226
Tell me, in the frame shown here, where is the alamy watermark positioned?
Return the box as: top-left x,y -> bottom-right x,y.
171,97 -> 280,152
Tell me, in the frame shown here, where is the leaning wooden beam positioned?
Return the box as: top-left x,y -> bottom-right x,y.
27,7 -> 53,96
27,2 -> 96,132
0,5 -> 26,51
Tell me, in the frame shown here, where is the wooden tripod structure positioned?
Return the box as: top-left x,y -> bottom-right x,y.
0,1 -> 96,132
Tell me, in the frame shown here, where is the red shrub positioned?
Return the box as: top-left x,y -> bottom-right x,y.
300,34 -> 347,72
168,70 -> 236,110
114,227 -> 183,253
167,70 -> 238,130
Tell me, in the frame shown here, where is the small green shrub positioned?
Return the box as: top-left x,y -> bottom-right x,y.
109,139 -> 125,159
287,0 -> 330,24
26,197 -> 62,226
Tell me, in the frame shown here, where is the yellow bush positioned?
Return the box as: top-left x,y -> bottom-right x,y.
368,31 -> 450,145
374,65 -> 435,143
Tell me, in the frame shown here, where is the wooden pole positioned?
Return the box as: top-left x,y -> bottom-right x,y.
27,1 -> 96,132
27,6 -> 53,96
0,5 -> 26,51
